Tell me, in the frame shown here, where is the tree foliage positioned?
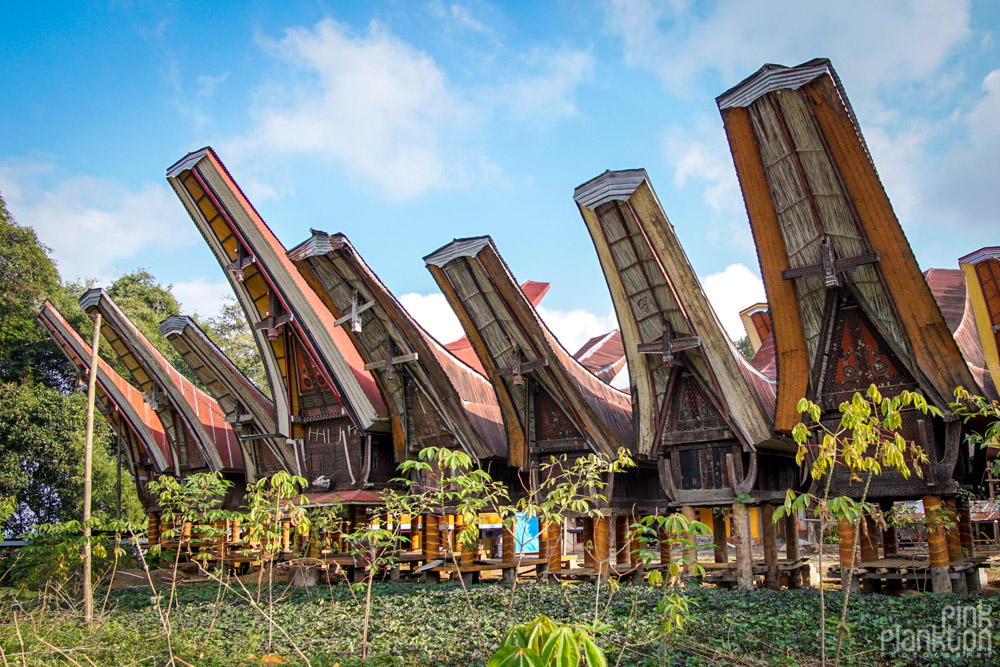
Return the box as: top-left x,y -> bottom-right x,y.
202,297 -> 270,395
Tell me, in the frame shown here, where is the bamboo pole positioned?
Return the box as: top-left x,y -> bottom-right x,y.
83,312 -> 101,624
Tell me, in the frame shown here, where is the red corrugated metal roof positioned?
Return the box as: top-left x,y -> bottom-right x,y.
38,302 -> 173,467
924,267 -> 997,400
99,294 -> 244,470
199,149 -> 387,421
573,330 -> 627,384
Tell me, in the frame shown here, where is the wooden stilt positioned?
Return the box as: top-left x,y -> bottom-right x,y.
681,506 -> 698,581
160,517 -> 171,546
879,500 -> 897,557
547,521 -> 561,575
923,495 -> 952,594
732,503 -> 753,590
593,516 -> 610,577
281,519 -> 291,552
859,515 -> 879,563
182,521 -> 192,546
956,497 -> 980,593
761,503 -> 779,590
410,516 -> 421,552
615,515 -> 630,569
712,510 -> 728,564
422,513 -> 440,565
502,523 -> 516,584
837,518 -> 859,593
147,512 -> 161,545
944,499 -> 967,594
582,518 -> 595,568
784,513 -> 801,588
658,522 -> 671,570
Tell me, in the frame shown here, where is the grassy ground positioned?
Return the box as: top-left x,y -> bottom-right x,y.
0,580 -> 997,666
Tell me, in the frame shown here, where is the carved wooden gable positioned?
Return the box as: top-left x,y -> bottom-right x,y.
816,298 -> 917,409
662,372 -> 731,446
530,389 -> 587,455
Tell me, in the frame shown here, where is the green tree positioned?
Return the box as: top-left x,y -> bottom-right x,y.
734,335 -> 754,361
202,297 -> 270,395
0,194 -> 76,389
101,270 -> 201,385
0,383 -> 144,535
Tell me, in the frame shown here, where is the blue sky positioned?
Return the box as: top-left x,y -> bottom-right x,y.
3,0 -> 999,353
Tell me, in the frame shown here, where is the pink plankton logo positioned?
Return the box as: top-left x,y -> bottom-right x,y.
881,603 -> 993,658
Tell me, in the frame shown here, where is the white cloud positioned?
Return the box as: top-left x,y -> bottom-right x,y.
925,69 -> 1000,231
224,18 -> 592,201
400,292 -> 466,343
401,290 -> 619,357
172,279 -> 233,318
536,305 -> 619,356
0,163 -> 195,281
607,0 -> 972,104
700,263 -> 765,340
497,49 -> 594,123
225,19 -> 471,201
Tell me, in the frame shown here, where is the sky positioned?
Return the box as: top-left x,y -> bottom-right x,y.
2,0 -> 999,357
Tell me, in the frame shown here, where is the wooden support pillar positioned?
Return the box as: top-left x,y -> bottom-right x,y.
712,510 -> 728,564
547,521 -> 562,575
161,516 -> 172,546
147,512 -> 160,545
502,523 -> 516,584
182,520 -> 192,545
422,513 -> 440,561
859,515 -> 879,563
658,522 -> 671,569
837,518 -> 858,593
923,495 -> 953,594
681,506 -> 698,581
732,502 -> 753,590
410,517 -> 422,552
944,499 -> 967,594
879,500 -> 897,557
615,515 -> 631,569
292,530 -> 303,556
281,519 -> 291,553
956,496 -> 980,593
784,513 -> 801,588
582,518 -> 595,568
593,516 -> 610,577
761,503 -> 779,590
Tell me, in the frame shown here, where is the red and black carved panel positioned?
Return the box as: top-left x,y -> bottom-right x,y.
818,303 -> 917,407
532,390 -> 587,454
290,336 -> 345,422
662,372 -> 731,446
816,300 -> 944,498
